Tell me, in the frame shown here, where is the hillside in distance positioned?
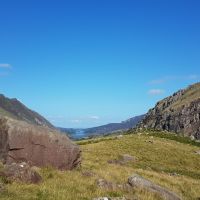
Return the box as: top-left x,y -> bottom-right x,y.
84,114 -> 145,136
138,82 -> 200,139
0,94 -> 54,129
60,115 -> 145,139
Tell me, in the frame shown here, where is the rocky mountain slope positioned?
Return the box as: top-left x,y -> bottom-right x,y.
0,94 -> 54,128
138,82 -> 200,139
60,115 -> 145,139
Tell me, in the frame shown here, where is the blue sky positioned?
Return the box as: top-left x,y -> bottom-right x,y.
0,0 -> 200,128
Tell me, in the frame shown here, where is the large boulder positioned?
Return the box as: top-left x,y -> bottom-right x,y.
0,117 -> 81,170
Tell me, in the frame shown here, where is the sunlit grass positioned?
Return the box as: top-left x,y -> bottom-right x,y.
0,132 -> 200,200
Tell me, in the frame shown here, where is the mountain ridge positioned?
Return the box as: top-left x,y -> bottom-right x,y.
0,94 -> 54,129
60,114 -> 145,139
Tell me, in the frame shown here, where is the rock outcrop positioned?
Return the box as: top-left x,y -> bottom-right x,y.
0,117 -> 81,170
138,83 -> 200,139
128,174 -> 181,200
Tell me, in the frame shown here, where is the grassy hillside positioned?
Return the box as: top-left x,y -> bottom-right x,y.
0,132 -> 200,200
164,82 -> 200,111
170,82 -> 200,110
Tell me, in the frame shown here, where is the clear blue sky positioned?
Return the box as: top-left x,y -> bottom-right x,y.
0,0 -> 200,128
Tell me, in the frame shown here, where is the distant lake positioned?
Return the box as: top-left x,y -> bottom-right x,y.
72,129 -> 86,139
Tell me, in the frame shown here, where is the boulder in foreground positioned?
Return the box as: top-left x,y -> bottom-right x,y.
0,118 -> 81,170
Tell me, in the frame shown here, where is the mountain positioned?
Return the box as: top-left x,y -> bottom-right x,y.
0,94 -> 54,129
84,115 -> 145,136
138,82 -> 200,139
59,115 -> 145,139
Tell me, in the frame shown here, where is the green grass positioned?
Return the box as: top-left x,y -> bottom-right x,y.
147,131 -> 200,147
0,132 -> 200,200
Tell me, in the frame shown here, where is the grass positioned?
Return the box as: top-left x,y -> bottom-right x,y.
167,82 -> 200,111
0,132 -> 200,200
148,131 -> 200,147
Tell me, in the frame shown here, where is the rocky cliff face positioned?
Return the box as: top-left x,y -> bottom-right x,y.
138,83 -> 200,139
0,117 -> 81,170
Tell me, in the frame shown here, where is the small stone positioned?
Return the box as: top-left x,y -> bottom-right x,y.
169,172 -> 179,177
0,182 -> 6,193
195,150 -> 200,155
108,154 -> 137,166
93,197 -> 127,200
120,154 -> 137,162
96,179 -> 113,190
190,135 -> 195,140
145,140 -> 154,144
82,170 -> 95,177
116,135 -> 123,139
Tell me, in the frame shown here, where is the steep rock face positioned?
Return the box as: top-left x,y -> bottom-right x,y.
0,117 -> 81,170
139,83 -> 200,139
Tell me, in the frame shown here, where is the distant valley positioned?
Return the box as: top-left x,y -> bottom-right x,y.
59,115 -> 145,139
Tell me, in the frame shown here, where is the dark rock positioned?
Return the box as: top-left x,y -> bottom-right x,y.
128,174 -> 181,200
0,117 -> 81,170
145,140 -> 154,144
0,162 -> 42,184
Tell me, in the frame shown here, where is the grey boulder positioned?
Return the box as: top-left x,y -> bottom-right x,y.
128,174 -> 181,200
